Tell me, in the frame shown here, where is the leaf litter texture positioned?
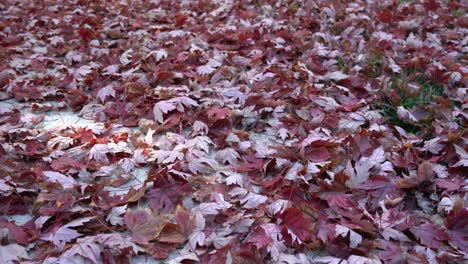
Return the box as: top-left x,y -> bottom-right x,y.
0,0 -> 467,263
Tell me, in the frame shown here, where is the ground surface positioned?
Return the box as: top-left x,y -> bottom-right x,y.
0,0 -> 467,263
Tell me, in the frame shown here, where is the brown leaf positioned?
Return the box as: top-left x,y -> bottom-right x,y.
157,223 -> 186,244
147,242 -> 178,259
397,161 -> 433,189
124,209 -> 169,244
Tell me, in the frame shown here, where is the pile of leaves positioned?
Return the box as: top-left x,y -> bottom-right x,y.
0,0 -> 467,263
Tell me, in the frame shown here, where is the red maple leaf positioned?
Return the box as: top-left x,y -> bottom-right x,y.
360,175 -> 403,209
206,107 -> 231,122
410,223 -> 449,248
397,161 -> 434,189
157,222 -> 186,244
280,207 -> 313,242
0,219 -> 30,245
124,209 -> 169,244
244,226 -> 273,248
50,155 -> 84,172
445,207 -> 468,252
175,206 -> 195,237
147,242 -> 178,259
147,183 -> 192,213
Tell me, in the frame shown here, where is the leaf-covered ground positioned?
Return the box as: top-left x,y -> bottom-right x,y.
0,0 -> 467,263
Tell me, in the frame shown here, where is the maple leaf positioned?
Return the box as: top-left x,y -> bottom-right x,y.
62,239 -> 101,263
453,144 -> 468,167
79,103 -> 105,120
231,217 -> 254,234
348,255 -> 382,264
41,217 -> 94,248
88,144 -> 109,162
438,197 -> 455,213
410,223 -> 449,248
206,228 -> 236,249
338,113 -> 366,132
153,97 -> 198,123
118,157 -> 135,173
313,256 -> 345,264
102,64 -> 119,75
74,65 -> 92,78
188,157 -> 218,174
417,161 -> 434,179
222,171 -> 244,186
240,192 -> 268,209
397,161 -> 433,189
42,170 -> 76,189
192,120 -> 209,135
0,179 -> 12,194
0,219 -> 29,245
388,57 -> 402,73
106,204 -> 127,226
277,253 -> 311,264
254,144 -> 277,158
166,252 -> 200,264
96,84 -> 116,102
197,65 -> 216,75
433,164 -> 448,178
150,149 -> 184,164
278,127 -> 289,141
222,88 -> 248,104
346,147 -> 392,188
284,162 -> 305,182
120,49 -> 133,65
153,101 -> 176,123
0,244 -> 28,263
206,107 -> 231,122
445,207 -> 468,252
335,225 -> 363,249
261,223 -> 286,261
175,206 -> 195,237
124,209 -> 169,244
147,242 -> 178,259
360,175 -> 402,209
96,233 -> 142,254
157,222 -> 186,244
187,136 -> 212,153
148,183 -> 192,213
280,208 -> 312,243
345,159 -> 370,188
147,49 -> 168,61
422,137 -> 445,154
50,154 -> 83,171
172,96 -> 198,113
192,193 -> 232,216
191,202 -> 222,216
216,147 -> 240,165
397,106 -> 418,122
229,187 -> 267,209
324,71 -> 349,81
251,71 -> 276,83
381,227 -> 410,242
267,200 -> 289,216
47,136 -> 75,150
62,233 -> 142,263
188,212 -> 206,249
65,50 -> 82,64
